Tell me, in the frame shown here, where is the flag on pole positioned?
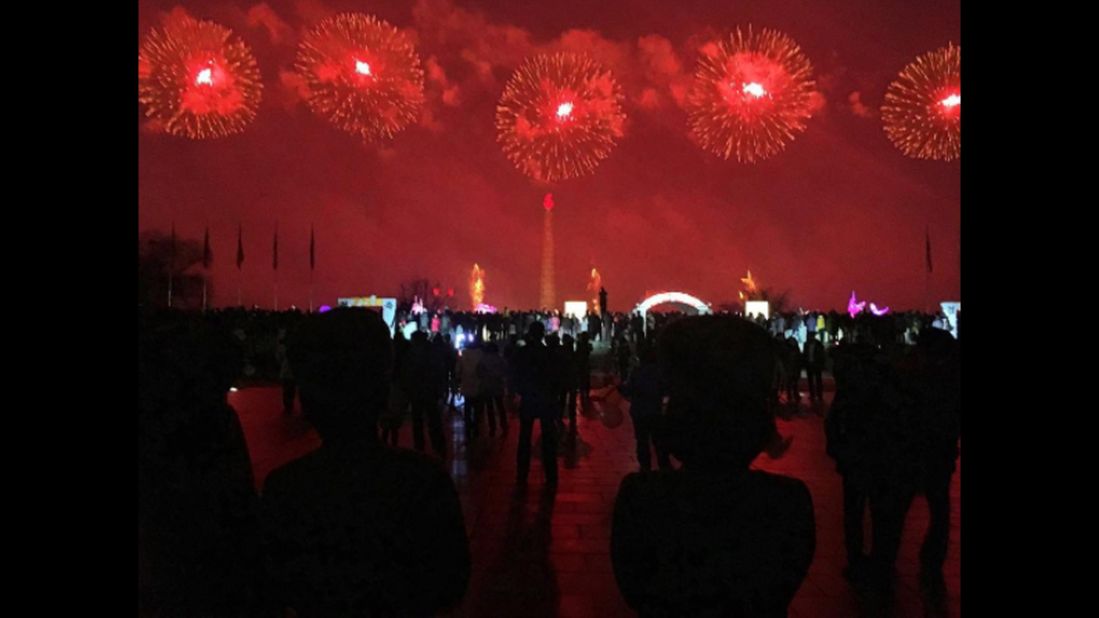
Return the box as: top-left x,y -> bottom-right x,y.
273,224 -> 279,271
202,226 -> 211,269
309,226 -> 315,270
236,224 -> 244,270
925,226 -> 933,274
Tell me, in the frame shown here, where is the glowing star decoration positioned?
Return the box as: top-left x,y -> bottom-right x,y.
138,15 -> 263,139
847,291 -> 868,318
470,263 -> 486,310
687,26 -> 816,163
497,53 -> 626,183
869,303 -> 890,316
296,13 -> 425,142
882,43 -> 960,161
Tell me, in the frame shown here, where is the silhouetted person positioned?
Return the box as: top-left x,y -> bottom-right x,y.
803,332 -> 826,404
906,329 -> 961,593
576,332 -> 593,409
560,334 -> 579,432
588,311 -> 603,342
616,336 -> 633,382
599,287 -> 609,339
477,341 -> 508,436
618,345 -> 671,472
825,342 -> 880,581
855,344 -> 923,598
513,322 -> 558,487
261,309 -> 470,616
612,316 -> 815,617
405,331 -> 447,457
783,336 -> 801,406
139,312 -> 263,617
457,339 -> 485,438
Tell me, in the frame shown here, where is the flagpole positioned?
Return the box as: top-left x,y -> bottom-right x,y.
273,222 -> 279,311
309,225 -> 315,312
236,223 -> 244,307
202,225 -> 210,312
924,224 -> 931,313
168,223 -> 175,309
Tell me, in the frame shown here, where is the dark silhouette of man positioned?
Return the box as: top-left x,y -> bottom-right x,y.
618,345 -> 671,472
599,287 -> 609,340
575,332 -> 593,411
560,334 -> 579,432
405,331 -> 447,456
261,309 -> 470,617
477,341 -> 509,436
612,316 -> 815,617
139,312 -> 263,617
783,336 -> 801,406
513,322 -> 558,487
803,332 -> 826,404
825,342 -> 880,582
904,329 -> 961,594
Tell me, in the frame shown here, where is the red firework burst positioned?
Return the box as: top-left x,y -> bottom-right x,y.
686,26 -> 816,163
296,13 -> 425,142
882,43 -> 960,161
138,16 -> 263,139
496,53 -> 626,183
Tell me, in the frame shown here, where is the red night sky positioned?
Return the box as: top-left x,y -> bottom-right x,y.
138,0 -> 960,311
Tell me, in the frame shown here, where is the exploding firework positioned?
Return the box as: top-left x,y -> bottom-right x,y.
686,26 -> 816,163
470,263 -> 485,310
882,43 -> 960,161
496,53 -> 626,183
296,13 -> 425,142
138,16 -> 263,139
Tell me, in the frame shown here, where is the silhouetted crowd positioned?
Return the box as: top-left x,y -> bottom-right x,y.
140,305 -> 959,617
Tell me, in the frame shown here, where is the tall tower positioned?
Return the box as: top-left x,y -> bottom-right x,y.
539,193 -> 556,309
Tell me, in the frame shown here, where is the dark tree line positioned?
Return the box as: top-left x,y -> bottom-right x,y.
139,230 -> 212,310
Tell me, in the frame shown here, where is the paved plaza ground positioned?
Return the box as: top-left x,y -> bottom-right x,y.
230,374 -> 960,618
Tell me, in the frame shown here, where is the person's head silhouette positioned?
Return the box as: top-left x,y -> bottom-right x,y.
526,321 -> 545,345
657,316 -> 777,471
288,308 -> 392,444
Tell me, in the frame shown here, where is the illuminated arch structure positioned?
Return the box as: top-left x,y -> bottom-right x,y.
634,291 -> 712,331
